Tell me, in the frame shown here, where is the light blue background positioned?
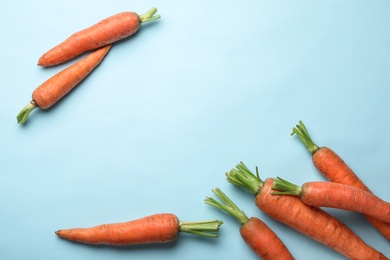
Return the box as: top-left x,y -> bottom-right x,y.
1,0 -> 389,259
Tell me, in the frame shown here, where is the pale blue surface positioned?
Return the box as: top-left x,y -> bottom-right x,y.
1,1 -> 390,259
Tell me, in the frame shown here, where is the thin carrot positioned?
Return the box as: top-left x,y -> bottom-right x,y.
38,7 -> 160,66
226,162 -> 388,260
272,178 -> 390,223
205,188 -> 294,260
292,120 -> 390,240
17,45 -> 111,124
55,213 -> 223,245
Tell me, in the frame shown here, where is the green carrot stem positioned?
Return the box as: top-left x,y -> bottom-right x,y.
291,120 -> 320,155
271,177 -> 302,196
17,100 -> 38,124
225,161 -> 263,195
205,187 -> 249,225
139,7 -> 161,23
179,219 -> 223,238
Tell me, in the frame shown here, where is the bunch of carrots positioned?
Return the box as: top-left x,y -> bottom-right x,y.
17,7 -> 161,124
53,120 -> 389,259
17,7 -> 389,260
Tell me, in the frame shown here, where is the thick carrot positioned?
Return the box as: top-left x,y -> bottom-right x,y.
205,188 -> 294,260
272,178 -> 390,223
17,45 -> 111,124
292,120 -> 390,240
38,7 -> 160,66
55,213 -> 223,245
226,162 -> 388,260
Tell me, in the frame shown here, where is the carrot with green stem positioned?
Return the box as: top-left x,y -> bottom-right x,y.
17,45 -> 111,124
38,7 -> 160,66
205,187 -> 294,260
292,120 -> 390,240
55,213 -> 223,245
226,162 -> 388,259
272,178 -> 390,223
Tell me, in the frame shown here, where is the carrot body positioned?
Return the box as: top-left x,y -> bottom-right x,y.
258,178 -> 387,260
35,45 -> 111,109
38,8 -> 159,66
302,181 -> 390,222
240,217 -> 294,260
56,213 -> 179,245
292,120 -> 390,240
17,45 -> 111,124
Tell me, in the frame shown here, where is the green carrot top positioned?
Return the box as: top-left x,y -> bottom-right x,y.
271,177 -> 302,196
205,188 -> 249,225
291,120 -> 320,155
179,219 -> 223,238
225,161 -> 264,196
139,7 -> 161,23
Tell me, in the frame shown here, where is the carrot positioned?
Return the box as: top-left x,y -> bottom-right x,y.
38,7 -> 160,66
17,45 -> 111,124
226,162 -> 388,260
55,213 -> 223,245
205,187 -> 294,260
272,178 -> 390,223
292,120 -> 390,240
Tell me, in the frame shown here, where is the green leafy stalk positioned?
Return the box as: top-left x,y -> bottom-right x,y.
225,161 -> 263,195
271,177 -> 302,196
291,120 -> 320,155
17,100 -> 38,124
179,220 -> 223,238
139,7 -> 161,23
205,187 -> 249,225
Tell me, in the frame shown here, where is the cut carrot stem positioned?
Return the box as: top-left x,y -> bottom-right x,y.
291,120 -> 390,240
272,177 -> 390,223
225,162 -> 387,260
206,188 -> 294,260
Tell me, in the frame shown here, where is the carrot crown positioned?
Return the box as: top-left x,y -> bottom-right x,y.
291,120 -> 320,155
179,219 -> 223,238
139,7 -> 161,23
17,100 -> 38,124
205,188 -> 249,225
225,161 -> 263,195
271,177 -> 302,196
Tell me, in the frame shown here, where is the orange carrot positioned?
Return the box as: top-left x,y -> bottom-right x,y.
292,120 -> 390,240
55,213 -> 223,245
17,45 -> 111,124
38,7 -> 160,66
226,162 -> 388,260
272,178 -> 390,223
205,188 -> 294,260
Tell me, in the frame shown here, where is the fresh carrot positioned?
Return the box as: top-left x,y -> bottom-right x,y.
17,45 -> 111,124
205,187 -> 294,260
38,7 -> 160,66
55,213 -> 223,245
226,162 -> 388,260
292,120 -> 390,240
272,178 -> 390,223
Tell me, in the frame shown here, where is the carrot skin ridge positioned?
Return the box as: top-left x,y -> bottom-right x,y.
55,213 -> 222,245
273,179 -> 390,223
17,45 -> 111,124
292,120 -> 390,240
227,162 -> 388,260
38,7 -> 160,66
205,187 -> 294,260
